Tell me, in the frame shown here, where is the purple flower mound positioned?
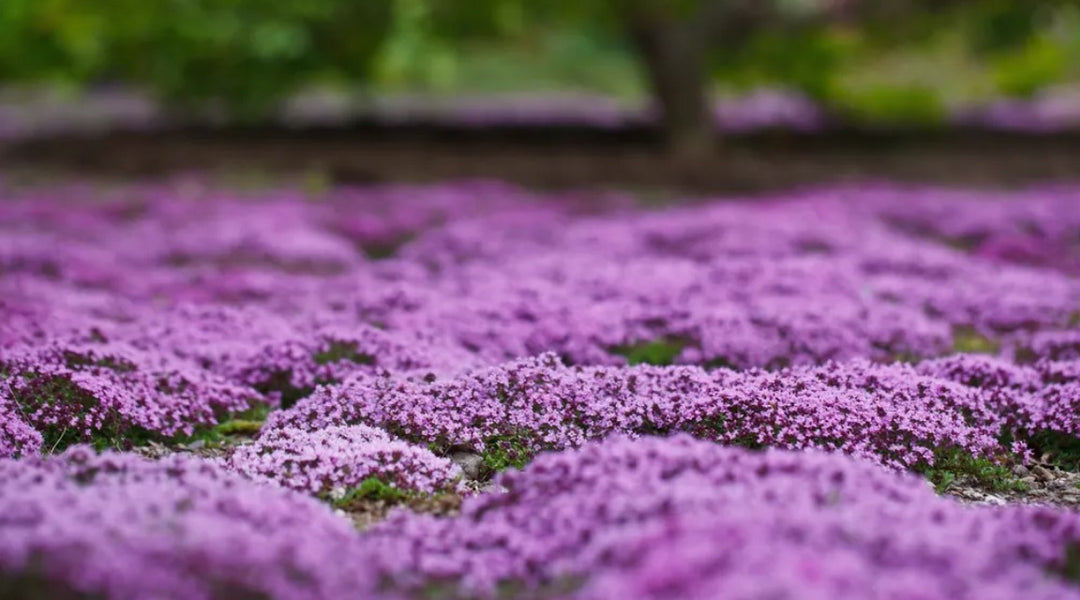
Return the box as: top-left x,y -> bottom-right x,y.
268,353 -> 1035,469
115,303 -> 479,404
1013,330 -> 1080,363
0,446 -> 388,600
223,424 -> 461,495
917,354 -> 1080,440
874,185 -> 1080,276
366,435 -> 1080,600
1,339 -> 261,447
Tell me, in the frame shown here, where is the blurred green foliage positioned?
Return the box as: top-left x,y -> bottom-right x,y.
835,85 -> 947,125
0,0 -> 393,117
991,32 -> 1071,97
1,0 -> 1079,123
709,29 -> 855,101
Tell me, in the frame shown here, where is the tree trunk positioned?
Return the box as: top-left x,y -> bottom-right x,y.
626,8 -> 715,164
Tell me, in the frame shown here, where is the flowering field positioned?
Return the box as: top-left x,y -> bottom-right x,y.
2,178 -> 1080,599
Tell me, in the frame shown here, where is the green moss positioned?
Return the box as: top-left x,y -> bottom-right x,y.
213,419 -> 263,437
179,404 -> 272,448
493,575 -> 588,600
61,351 -> 136,373
254,371 -> 314,410
1048,542 -> 1080,584
1027,431 -> 1080,472
610,338 -> 686,366
918,447 -> 1027,494
313,340 -> 375,366
481,434 -> 536,472
410,573 -> 585,600
885,351 -> 922,364
358,233 -> 418,261
702,356 -> 738,370
0,561 -> 110,600
951,326 -> 1000,355
89,426 -> 158,453
330,477 -> 411,508
243,404 -> 272,422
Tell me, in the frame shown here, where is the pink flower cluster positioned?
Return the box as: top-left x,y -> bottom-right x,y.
2,337 -> 259,448
366,435 -> 1080,599
918,354 -> 1080,440
2,179 -> 1080,459
267,351 -> 1080,469
876,184 -> 1080,275
4,437 -> 1079,599
0,447 -> 387,600
1,176 -> 1080,598
223,424 -> 461,495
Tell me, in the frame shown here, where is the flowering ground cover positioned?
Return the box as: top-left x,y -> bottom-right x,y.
8,87 -> 1080,141
2,177 -> 1080,599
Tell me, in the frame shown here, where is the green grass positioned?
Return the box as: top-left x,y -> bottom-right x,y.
179,404 -> 272,448
213,419 -> 265,437
610,338 -> 687,366
480,434 -> 535,472
313,340 -> 375,366
1049,542 -> 1080,584
918,447 -> 1027,494
951,326 -> 1001,355
329,477 -> 412,507
1027,431 -> 1080,472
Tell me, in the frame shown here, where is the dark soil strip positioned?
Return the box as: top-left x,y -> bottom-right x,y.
6,125 -> 1080,194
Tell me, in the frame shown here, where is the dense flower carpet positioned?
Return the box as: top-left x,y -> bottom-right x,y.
1,178 -> 1079,599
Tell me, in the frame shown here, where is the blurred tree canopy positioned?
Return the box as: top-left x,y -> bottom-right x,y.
2,0 -> 1079,156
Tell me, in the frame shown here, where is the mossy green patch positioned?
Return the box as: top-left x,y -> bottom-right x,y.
951,326 -> 1000,355
254,371 -> 314,410
88,426 -> 159,453
1027,431 -> 1080,472
180,404 -> 272,448
358,233 -> 419,261
919,447 -> 1027,494
409,573 -> 585,600
61,351 -> 137,373
313,340 -> 375,366
611,338 -> 687,366
481,434 -> 536,472
212,419 -> 263,437
0,562 -> 111,600
1049,542 -> 1080,584
330,477 -> 412,508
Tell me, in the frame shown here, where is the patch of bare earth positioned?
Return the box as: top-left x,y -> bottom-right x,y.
337,493 -> 465,530
946,462 -> 1080,510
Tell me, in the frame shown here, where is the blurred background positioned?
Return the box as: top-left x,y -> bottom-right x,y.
3,0 -> 1080,191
